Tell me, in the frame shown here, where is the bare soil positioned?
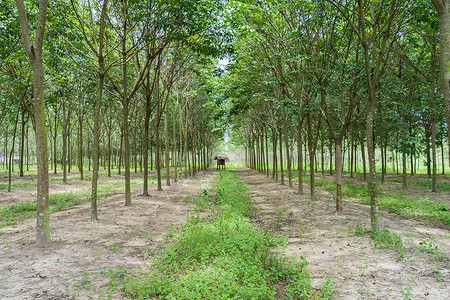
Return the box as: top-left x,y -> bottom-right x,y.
237,169 -> 449,299
0,168 -> 449,299
0,170 -> 216,299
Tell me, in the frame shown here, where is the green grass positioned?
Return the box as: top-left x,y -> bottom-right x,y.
349,223 -> 405,260
384,176 -> 450,191
361,192 -> 450,225
291,172 -> 450,225
0,178 -> 144,228
118,171 -> 334,299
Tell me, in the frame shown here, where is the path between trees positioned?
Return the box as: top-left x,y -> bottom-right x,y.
236,168 -> 449,299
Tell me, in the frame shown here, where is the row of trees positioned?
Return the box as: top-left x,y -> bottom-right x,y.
223,0 -> 449,233
1,0 -> 229,242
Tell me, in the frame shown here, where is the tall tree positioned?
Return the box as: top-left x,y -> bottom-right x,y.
15,0 -> 50,242
431,0 -> 450,166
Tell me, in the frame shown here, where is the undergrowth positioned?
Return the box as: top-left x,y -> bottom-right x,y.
349,223 -> 405,260
292,173 -> 449,225
119,171 -> 334,299
0,178 -> 142,228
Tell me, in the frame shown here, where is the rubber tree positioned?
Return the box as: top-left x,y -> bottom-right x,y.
15,0 -> 50,242
431,0 -> 450,166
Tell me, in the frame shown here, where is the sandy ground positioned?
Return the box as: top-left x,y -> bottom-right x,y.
0,170 -> 216,299
0,168 -> 449,299
236,169 -> 449,299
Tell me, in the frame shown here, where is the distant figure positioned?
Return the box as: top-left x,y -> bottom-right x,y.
214,156 -> 227,170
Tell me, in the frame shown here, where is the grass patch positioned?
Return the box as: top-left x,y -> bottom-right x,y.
361,191 -> 450,225
119,171 -> 333,299
293,173 -> 449,225
384,177 -> 450,191
349,223 -> 405,260
0,178 -> 143,228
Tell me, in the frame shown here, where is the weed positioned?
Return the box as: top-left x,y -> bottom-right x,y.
371,229 -> 405,260
274,209 -> 284,228
434,267 -> 444,281
400,276 -> 414,299
417,238 -> 448,262
348,223 -> 369,237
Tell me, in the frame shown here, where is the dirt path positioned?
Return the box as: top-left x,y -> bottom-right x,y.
0,170 -> 216,299
236,169 -> 450,299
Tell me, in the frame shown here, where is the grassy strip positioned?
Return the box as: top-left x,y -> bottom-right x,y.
0,177 -> 149,228
118,171 -> 333,299
291,173 -> 450,225
383,176 -> 450,190
0,170 -> 176,190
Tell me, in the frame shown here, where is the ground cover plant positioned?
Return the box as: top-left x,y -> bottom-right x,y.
290,173 -> 450,225
118,171 -> 333,299
0,176 -> 146,228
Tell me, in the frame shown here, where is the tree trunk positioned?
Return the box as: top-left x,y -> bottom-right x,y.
431,0 -> 450,167
173,112 -> 177,182
156,100 -> 162,190
335,141 -> 343,212
16,0 -> 50,242
122,10 -> 131,206
8,108 -> 20,192
279,129 -> 284,185
272,127 -> 277,180
297,117 -> 303,195
19,109 -> 26,177
426,132 -> 431,179
283,113 -> 293,188
164,112 -> 170,186
307,111 -> 315,201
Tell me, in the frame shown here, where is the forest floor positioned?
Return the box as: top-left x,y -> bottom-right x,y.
238,169 -> 449,299
0,168 -> 449,299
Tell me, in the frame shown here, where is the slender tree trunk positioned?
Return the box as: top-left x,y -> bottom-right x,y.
8,108 -> 20,192
156,98 -> 162,190
118,134 -> 123,175
122,10 -> 131,206
54,115 -> 57,174
164,112 -> 170,186
335,141 -> 343,212
279,129 -> 284,185
360,132 -> 366,181
321,138 -> 325,176
402,151 -> 407,189
273,127 -> 277,180
16,0 -> 50,242
307,112 -> 315,201
265,127 -> 269,177
431,49 -> 438,192
426,132 -> 431,179
431,0 -> 450,167
62,103 -> 67,183
298,117 -> 303,195
19,109 -> 26,177
173,112 -> 177,182
78,114 -> 84,180
283,114 -> 293,188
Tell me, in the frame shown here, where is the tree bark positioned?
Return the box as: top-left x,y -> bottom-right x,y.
164,112 -> 170,186
431,0 -> 450,167
90,0 -> 109,220
297,117 -> 303,195
16,0 -> 50,242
